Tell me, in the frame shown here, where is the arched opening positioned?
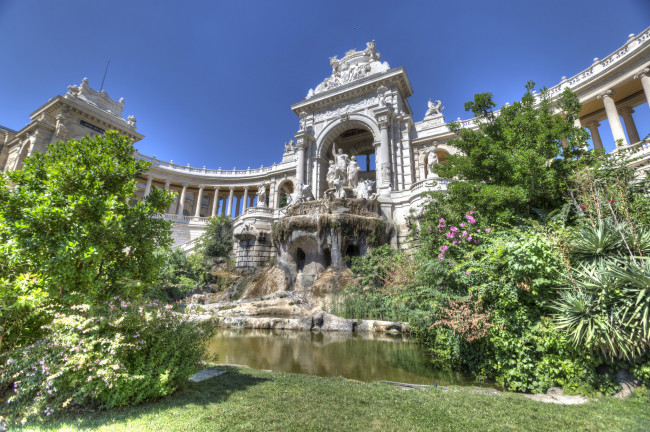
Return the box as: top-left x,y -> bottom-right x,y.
344,244 -> 361,267
323,247 -> 332,268
317,124 -> 376,197
296,248 -> 306,271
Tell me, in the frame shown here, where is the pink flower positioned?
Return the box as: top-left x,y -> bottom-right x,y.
446,232 -> 455,239
165,304 -> 173,309
428,226 -> 432,231
452,240 -> 457,245
469,211 -> 475,215
485,228 -> 491,233
439,218 -> 445,223
462,231 -> 468,237
467,235 -> 473,242
459,223 -> 465,227
450,226 -> 458,233
437,254 -> 444,260
466,271 -> 470,275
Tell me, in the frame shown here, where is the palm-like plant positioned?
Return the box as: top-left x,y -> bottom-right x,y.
569,220 -> 623,262
553,221 -> 650,361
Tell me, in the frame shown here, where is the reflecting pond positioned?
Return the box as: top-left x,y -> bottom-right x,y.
205,328 -> 470,386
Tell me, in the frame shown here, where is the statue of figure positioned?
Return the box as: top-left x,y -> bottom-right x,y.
427,149 -> 439,178
363,40 -> 380,61
425,99 -> 444,117
256,184 -> 267,207
55,113 -> 68,138
301,184 -> 314,201
329,56 -> 340,72
326,160 -> 337,189
347,158 -> 361,188
356,179 -> 376,199
332,177 -> 346,199
284,139 -> 294,153
332,146 -> 350,187
299,111 -> 308,131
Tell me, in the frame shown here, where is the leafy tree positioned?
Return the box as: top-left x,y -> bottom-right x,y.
0,131 -> 174,350
430,82 -> 590,226
196,215 -> 233,259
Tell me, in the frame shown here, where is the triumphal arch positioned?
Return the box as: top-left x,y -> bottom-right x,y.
2,29 -> 650,281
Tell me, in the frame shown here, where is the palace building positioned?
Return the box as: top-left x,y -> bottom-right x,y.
2,28 -> 649,274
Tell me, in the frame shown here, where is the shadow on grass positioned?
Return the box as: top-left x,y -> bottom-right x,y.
36,366 -> 268,431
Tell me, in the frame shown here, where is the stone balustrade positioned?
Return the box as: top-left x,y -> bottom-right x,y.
135,151 -> 296,177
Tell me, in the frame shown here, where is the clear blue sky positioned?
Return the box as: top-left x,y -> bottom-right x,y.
1,1 -> 649,169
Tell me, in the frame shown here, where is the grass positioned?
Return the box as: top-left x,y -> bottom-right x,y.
16,366 -> 650,432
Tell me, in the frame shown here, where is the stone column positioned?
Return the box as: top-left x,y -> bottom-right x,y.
585,121 -> 604,150
227,186 -> 235,218
619,107 -> 641,144
634,67 -> 650,110
163,180 -> 172,213
293,131 -> 312,197
176,183 -> 188,216
144,175 -> 153,196
194,184 -> 204,217
235,195 -> 241,217
296,142 -> 306,189
375,109 -> 392,192
211,186 -> 220,217
243,186 -> 249,211
597,90 -> 628,147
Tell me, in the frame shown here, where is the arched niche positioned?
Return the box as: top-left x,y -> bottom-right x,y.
418,145 -> 451,180
275,177 -> 296,208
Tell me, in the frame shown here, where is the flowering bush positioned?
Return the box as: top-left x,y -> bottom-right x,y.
0,299 -> 215,423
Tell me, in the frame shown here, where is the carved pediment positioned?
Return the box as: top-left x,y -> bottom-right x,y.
307,41 -> 390,99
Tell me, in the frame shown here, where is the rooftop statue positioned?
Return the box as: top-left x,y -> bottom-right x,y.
284,139 -> 295,153
425,99 -> 444,117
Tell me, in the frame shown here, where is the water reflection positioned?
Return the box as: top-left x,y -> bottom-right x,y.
206,328 -> 469,386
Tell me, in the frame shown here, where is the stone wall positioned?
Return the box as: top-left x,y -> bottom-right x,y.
170,222 -> 207,248
235,237 -> 276,269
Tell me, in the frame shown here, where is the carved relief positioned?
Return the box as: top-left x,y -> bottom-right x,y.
313,95 -> 379,122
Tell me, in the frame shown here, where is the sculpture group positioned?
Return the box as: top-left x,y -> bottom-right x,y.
325,145 -> 376,200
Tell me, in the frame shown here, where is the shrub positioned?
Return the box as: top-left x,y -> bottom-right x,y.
196,215 -> 233,259
144,248 -> 211,302
0,299 -> 214,424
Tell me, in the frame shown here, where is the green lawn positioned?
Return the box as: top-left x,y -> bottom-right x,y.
19,366 -> 650,432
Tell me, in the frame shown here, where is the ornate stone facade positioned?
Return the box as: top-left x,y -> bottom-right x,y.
2,29 -> 650,274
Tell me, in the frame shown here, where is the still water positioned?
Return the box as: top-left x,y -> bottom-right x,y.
205,328 -> 470,386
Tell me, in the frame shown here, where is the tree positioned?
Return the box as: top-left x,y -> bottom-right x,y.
429,82 -> 590,226
196,215 -> 233,260
0,131 -> 174,349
